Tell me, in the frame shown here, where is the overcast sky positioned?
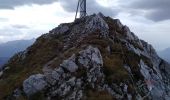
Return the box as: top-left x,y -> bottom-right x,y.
0,0 -> 170,50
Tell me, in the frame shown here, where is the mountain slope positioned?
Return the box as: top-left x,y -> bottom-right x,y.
158,48 -> 170,63
0,13 -> 170,100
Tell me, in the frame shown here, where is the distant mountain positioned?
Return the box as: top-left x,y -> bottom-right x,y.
0,57 -> 9,70
158,48 -> 170,63
0,39 -> 35,58
0,39 -> 35,69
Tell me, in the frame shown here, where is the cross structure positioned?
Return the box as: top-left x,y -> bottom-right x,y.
75,0 -> 86,19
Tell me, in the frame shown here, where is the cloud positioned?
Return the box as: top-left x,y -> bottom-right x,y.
0,26 -> 45,43
58,0 -> 170,21
11,25 -> 30,29
118,0 -> 170,21
0,27 -> 22,36
0,18 -> 8,22
0,0 -> 169,21
59,0 -> 119,17
0,0 -> 57,9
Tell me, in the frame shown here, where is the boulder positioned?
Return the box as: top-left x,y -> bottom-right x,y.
61,54 -> 78,73
86,13 -> 109,36
23,74 -> 47,96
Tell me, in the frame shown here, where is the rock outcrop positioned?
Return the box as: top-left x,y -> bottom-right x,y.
0,13 -> 170,100
23,74 -> 47,96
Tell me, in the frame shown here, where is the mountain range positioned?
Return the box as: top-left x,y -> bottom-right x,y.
0,57 -> 9,69
0,13 -> 170,100
158,48 -> 170,63
0,39 -> 35,69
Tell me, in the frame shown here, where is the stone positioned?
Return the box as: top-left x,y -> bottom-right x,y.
23,74 -> 47,96
51,24 -> 69,35
13,89 -> 22,98
78,46 -> 103,68
114,19 -> 124,29
67,77 -> 76,86
91,47 -> 103,65
86,13 -> 109,36
61,54 -> 78,73
123,26 -> 135,40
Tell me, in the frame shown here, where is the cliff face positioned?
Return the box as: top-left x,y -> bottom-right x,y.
0,13 -> 170,100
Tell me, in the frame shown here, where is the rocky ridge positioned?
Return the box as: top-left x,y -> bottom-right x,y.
0,13 -> 170,100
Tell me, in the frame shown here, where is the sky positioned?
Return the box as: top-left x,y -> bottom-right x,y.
0,0 -> 170,51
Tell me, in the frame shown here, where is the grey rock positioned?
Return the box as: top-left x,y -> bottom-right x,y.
13,89 -> 22,98
67,77 -> 76,87
114,19 -> 124,29
67,90 -> 83,100
23,74 -> 47,96
86,13 -> 109,37
78,46 -> 103,68
140,60 -> 170,99
61,54 -> 78,73
56,83 -> 71,96
124,26 -> 135,40
51,24 -> 69,35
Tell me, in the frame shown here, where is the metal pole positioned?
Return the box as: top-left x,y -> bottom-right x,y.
75,0 -> 80,20
75,0 -> 86,19
80,0 -> 86,18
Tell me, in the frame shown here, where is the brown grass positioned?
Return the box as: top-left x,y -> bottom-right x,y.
86,90 -> 114,100
103,54 -> 129,84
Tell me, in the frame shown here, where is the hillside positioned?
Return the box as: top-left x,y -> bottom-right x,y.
0,13 -> 170,100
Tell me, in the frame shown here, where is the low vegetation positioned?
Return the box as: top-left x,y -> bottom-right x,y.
103,54 -> 129,84
85,90 -> 114,100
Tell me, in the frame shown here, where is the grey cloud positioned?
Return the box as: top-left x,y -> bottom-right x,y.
0,26 -> 44,43
147,9 -> 170,21
120,0 -> 170,21
128,0 -> 170,10
59,0 -> 170,21
0,0 -> 57,9
59,0 -> 119,17
11,25 -> 30,29
0,27 -> 22,36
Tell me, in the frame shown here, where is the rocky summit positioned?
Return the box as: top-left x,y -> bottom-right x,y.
0,13 -> 170,100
